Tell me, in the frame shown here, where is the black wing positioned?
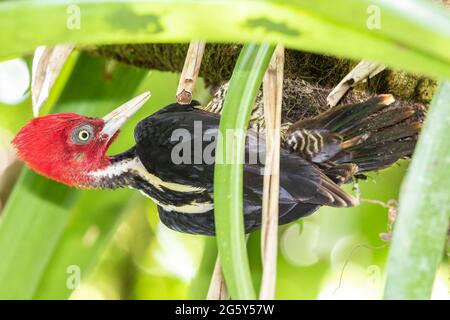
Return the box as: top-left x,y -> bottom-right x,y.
134,102 -> 355,233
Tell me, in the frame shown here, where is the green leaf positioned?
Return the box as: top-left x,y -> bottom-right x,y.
0,1 -> 449,78
32,189 -> 136,299
0,53 -> 147,299
214,43 -> 274,300
187,238 -> 218,300
384,81 -> 450,300
0,172 -> 80,299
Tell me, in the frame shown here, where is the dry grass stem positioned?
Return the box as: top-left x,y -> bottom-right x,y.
176,40 -> 206,104
259,44 -> 285,300
327,60 -> 385,107
207,256 -> 229,300
31,45 -> 74,116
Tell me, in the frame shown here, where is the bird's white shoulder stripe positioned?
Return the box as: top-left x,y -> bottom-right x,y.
90,156 -> 206,194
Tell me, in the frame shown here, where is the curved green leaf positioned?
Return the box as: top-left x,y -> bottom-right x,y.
214,43 -> 274,300
0,0 -> 449,78
384,81 -> 450,299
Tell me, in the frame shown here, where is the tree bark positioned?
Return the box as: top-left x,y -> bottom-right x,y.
87,43 -> 432,122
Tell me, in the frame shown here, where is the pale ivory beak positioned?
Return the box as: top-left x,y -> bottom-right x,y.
101,91 -> 151,139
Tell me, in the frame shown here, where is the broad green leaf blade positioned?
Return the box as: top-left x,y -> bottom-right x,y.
0,53 -> 147,299
0,0 -> 449,78
0,172 -> 79,299
384,81 -> 450,300
214,43 -> 275,300
286,0 -> 450,65
188,238 -> 218,300
33,189 -> 136,299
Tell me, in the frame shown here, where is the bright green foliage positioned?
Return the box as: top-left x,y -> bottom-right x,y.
384,82 -> 450,300
0,0 -> 448,301
214,43 -> 275,300
0,0 -> 450,78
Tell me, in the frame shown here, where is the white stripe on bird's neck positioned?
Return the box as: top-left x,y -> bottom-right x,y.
90,156 -> 205,193
89,156 -> 212,214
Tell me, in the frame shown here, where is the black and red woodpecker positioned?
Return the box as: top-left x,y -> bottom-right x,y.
12,86 -> 421,235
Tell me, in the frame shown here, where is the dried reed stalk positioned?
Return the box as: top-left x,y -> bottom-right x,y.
327,59 -> 385,107
32,45 -> 74,116
259,44 -> 284,300
207,257 -> 229,300
176,40 -> 206,104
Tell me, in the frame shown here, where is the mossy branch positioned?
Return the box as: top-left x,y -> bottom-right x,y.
88,43 -> 435,123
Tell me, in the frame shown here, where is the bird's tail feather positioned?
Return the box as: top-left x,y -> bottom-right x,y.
286,95 -> 423,182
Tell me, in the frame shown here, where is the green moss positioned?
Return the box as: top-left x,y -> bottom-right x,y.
385,71 -> 420,100
415,78 -> 437,103
85,43 -> 433,123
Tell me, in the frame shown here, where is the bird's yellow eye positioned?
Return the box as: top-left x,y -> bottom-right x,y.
78,130 -> 90,141
72,125 -> 94,145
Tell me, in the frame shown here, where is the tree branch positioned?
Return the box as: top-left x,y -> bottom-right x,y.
87,43 -> 434,122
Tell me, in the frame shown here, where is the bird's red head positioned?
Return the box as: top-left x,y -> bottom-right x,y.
12,92 -> 151,187
13,113 -> 113,187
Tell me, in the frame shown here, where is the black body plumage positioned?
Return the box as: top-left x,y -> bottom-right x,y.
105,95 -> 421,236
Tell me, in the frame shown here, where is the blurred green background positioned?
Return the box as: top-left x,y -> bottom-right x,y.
0,53 -> 447,300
